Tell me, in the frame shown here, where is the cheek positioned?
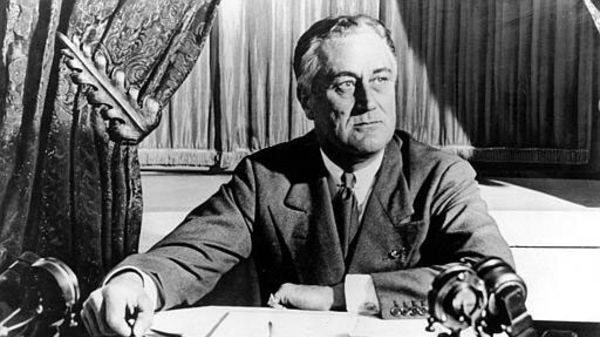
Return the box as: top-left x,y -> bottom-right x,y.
378,93 -> 397,120
386,103 -> 397,123
325,92 -> 355,116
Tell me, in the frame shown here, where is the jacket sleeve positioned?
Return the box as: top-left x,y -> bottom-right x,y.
371,160 -> 514,319
115,158 -> 257,310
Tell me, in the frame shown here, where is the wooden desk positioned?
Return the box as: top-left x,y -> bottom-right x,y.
148,306 -> 464,337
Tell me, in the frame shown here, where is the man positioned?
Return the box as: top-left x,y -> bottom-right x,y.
81,14 -> 513,337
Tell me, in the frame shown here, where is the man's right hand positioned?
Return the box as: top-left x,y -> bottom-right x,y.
81,271 -> 154,337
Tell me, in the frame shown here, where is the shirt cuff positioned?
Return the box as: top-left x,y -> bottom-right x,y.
103,266 -> 159,312
344,274 -> 380,315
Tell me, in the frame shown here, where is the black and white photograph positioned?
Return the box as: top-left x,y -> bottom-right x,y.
0,0 -> 599,336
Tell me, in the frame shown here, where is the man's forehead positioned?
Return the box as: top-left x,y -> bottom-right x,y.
319,31 -> 397,76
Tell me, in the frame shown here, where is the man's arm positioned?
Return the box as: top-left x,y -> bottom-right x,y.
372,160 -> 513,319
81,159 -> 258,336
120,157 -> 258,310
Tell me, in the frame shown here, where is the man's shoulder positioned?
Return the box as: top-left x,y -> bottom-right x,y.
390,131 -> 478,204
249,132 -> 314,161
235,132 -> 318,177
394,130 -> 473,180
395,130 -> 462,166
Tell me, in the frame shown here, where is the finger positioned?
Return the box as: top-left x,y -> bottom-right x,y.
272,288 -> 284,306
273,283 -> 295,307
267,294 -> 279,308
103,290 -> 132,336
132,295 -> 154,336
81,304 -> 101,337
84,289 -> 115,336
86,289 -> 117,336
96,301 -> 118,336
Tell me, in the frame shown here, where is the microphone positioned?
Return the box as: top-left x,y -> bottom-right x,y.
427,263 -> 488,336
0,252 -> 79,337
473,257 -> 536,337
427,257 -> 539,337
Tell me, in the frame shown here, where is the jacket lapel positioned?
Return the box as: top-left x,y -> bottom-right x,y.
347,135 -> 416,272
274,134 -> 346,285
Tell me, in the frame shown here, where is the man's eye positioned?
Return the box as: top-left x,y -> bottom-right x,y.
371,75 -> 390,84
334,80 -> 356,93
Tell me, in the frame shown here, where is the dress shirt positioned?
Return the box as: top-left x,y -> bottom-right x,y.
319,149 -> 384,315
319,149 -> 384,220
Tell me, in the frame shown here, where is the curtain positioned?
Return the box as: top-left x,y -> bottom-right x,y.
383,0 -> 597,163
0,0 -> 219,298
140,0 -> 599,168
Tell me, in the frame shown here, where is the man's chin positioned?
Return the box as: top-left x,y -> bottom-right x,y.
348,133 -> 393,154
348,139 -> 389,157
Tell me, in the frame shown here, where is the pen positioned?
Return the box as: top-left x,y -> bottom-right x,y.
126,304 -> 138,337
204,311 -> 229,337
268,321 -> 273,337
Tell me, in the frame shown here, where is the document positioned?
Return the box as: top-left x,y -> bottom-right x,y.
148,306 -> 455,337
150,306 -> 356,337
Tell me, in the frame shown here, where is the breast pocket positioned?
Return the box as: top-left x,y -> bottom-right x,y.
391,218 -> 427,266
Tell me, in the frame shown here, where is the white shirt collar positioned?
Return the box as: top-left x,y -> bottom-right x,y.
319,148 -> 384,207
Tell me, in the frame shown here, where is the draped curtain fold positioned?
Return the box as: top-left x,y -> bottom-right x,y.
0,0 -> 219,297
140,0 -> 599,169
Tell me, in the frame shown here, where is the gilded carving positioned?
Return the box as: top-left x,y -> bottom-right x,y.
58,0 -> 220,143
59,33 -> 161,142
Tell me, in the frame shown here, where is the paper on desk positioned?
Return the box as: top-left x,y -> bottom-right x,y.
216,310 -> 355,337
150,307 -> 231,336
350,316 -> 426,337
350,316 -> 477,337
150,307 -> 358,337
149,306 -> 473,337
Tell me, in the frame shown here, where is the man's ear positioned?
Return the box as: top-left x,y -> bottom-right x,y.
297,87 -> 315,120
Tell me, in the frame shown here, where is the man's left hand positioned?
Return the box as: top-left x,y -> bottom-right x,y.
271,283 -> 334,310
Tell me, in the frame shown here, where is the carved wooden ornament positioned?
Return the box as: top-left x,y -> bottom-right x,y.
57,32 -> 161,143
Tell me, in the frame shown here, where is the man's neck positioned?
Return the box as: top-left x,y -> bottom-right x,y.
321,147 -> 385,172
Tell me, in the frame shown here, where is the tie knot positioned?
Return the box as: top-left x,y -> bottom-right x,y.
341,172 -> 356,189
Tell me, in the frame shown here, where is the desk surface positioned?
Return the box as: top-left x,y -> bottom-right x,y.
148,306 -> 460,337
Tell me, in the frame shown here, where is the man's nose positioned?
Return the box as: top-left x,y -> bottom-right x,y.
352,81 -> 376,115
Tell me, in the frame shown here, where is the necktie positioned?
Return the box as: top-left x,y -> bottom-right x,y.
332,172 -> 359,257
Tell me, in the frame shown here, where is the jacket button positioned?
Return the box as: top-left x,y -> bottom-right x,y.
390,306 -> 400,316
399,306 -> 409,316
389,249 -> 402,259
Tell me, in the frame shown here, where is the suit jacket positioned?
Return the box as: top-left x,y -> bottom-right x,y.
121,130 -> 513,318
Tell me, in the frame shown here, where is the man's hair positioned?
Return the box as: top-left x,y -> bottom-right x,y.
293,14 -> 396,103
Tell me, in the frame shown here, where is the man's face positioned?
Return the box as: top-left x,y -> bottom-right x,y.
304,31 -> 397,160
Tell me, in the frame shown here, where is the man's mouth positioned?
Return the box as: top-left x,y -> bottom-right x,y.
353,120 -> 382,127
